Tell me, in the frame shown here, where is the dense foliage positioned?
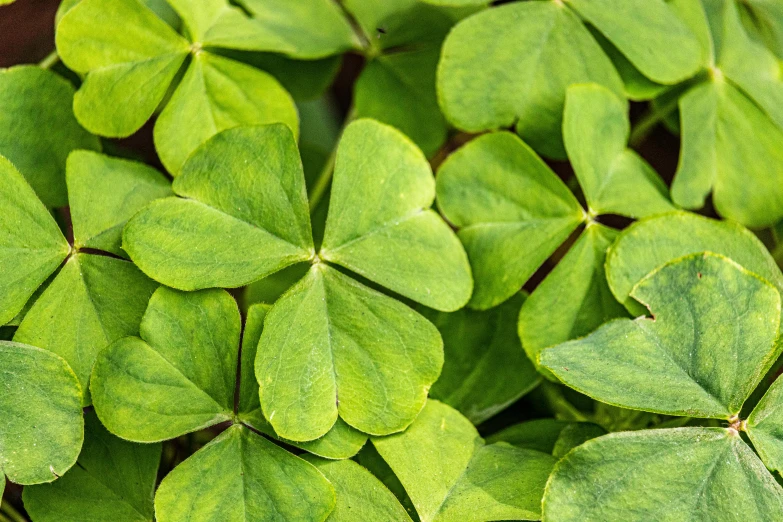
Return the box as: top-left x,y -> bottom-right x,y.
2,0 -> 783,520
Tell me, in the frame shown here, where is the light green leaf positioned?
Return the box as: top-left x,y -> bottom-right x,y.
154,425 -> 336,522
593,31 -> 669,101
154,51 -> 298,175
435,131 -> 584,309
0,66 -> 101,207
221,0 -> 360,58
0,156 -> 71,325
543,428 -> 783,521
239,304 -> 367,460
487,419 -> 606,458
563,83 -> 673,218
91,287 -> 239,441
564,0 -> 701,84
67,151 -> 171,256
56,0 -> 190,137
23,412 -> 161,522
605,211 -> 783,315
305,458 -> 413,522
124,124 -> 314,290
0,341 -> 83,485
14,253 -> 158,405
518,224 -> 627,374
321,119 -> 472,312
256,264 -> 443,441
420,0 -> 487,5
541,253 -> 781,419
355,49 -> 447,157
437,1 -> 622,158
421,293 -> 540,425
718,0 -> 783,130
162,0 -> 246,43
672,78 -> 783,227
372,400 -> 556,522
739,0 -> 783,58
747,375 -> 783,473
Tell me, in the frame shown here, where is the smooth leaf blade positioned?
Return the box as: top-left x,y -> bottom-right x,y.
23,412 -> 161,522
0,66 -> 101,207
67,151 -> 172,256
56,0 -> 190,137
0,342 -> 83,485
437,1 -> 623,158
154,425 -> 336,522
518,224 -> 627,372
256,264 -> 443,441
435,131 -> 584,309
0,156 -> 71,325
541,253 -> 781,419
154,52 -> 298,175
124,125 -> 314,290
747,376 -> 783,473
543,428 -> 783,521
605,211 -> 783,315
565,0 -> 702,84
563,83 -> 673,218
422,293 -> 540,424
14,253 -> 159,405
321,119 -> 472,312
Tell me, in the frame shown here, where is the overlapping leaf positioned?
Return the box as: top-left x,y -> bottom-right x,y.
23,412 -> 161,522
56,0 -> 300,175
541,253 -> 781,418
0,156 -> 71,326
437,0 -> 699,157
371,400 -> 556,522
0,66 -> 100,207
543,428 -> 783,521
0,342 -> 84,485
487,418 -> 606,459
420,294 -> 539,424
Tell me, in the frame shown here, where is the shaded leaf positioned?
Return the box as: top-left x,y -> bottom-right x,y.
436,131 -> 584,309
421,293 -> 540,425
0,66 -> 100,207
154,51 -> 298,175
487,419 -> 605,458
23,412 -> 161,522
541,253 -> 781,419
747,376 -> 783,473
67,150 -> 171,257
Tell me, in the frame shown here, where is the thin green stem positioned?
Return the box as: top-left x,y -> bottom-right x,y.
540,381 -> 589,423
0,500 -> 27,522
308,105 -> 356,213
628,96 -> 680,148
38,50 -> 59,70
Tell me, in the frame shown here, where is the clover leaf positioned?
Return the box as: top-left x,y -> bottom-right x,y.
124,120 -> 470,441
539,253 -> 783,519
0,341 -> 84,485
23,412 -> 161,522
0,156 -> 71,326
487,418 -> 606,459
0,66 -> 100,207
56,0 -> 300,175
371,400 -> 557,522
437,0 -> 699,157
544,428 -> 783,521
605,211 -> 783,316
12,151 -> 167,404
90,286 -> 339,520
420,293 -> 540,425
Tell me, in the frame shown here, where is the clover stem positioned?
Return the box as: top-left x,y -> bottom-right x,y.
38,50 -> 59,70
0,501 -> 26,522
540,381 -> 589,423
308,105 -> 357,213
629,96 -> 680,148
